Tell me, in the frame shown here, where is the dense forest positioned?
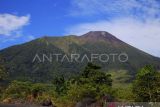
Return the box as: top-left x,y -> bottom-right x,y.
0,63 -> 160,107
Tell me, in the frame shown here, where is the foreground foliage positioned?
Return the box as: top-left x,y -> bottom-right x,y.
0,63 -> 160,106
133,65 -> 160,102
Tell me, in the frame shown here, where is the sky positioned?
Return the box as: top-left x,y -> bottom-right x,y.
0,0 -> 160,57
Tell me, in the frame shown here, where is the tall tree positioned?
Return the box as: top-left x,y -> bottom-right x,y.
66,63 -> 114,102
81,62 -> 112,86
133,65 -> 160,102
53,75 -> 68,95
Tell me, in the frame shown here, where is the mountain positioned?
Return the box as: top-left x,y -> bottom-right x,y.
0,31 -> 160,82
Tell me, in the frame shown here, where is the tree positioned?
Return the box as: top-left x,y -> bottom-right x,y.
81,62 -> 112,86
53,75 -> 68,95
66,63 -> 114,102
82,62 -> 101,78
133,65 -> 160,102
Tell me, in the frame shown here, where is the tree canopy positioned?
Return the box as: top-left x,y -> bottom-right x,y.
133,65 -> 160,102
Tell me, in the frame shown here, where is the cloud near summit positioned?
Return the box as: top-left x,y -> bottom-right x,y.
66,0 -> 160,57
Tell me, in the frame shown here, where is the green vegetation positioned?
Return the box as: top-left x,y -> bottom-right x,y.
0,64 -> 8,99
1,32 -> 160,83
0,63 -> 159,107
108,70 -> 134,101
0,64 -> 8,81
1,80 -> 56,104
133,65 -> 160,102
65,63 -> 113,101
0,63 -> 113,106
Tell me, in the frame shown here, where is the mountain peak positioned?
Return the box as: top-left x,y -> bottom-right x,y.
80,31 -> 121,42
85,31 -> 110,35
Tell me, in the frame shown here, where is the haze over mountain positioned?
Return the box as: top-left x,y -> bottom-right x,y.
0,31 -> 160,82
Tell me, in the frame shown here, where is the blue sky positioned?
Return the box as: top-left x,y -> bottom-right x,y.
0,0 -> 160,57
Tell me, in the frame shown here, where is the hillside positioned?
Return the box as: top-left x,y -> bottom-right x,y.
0,31 -> 160,82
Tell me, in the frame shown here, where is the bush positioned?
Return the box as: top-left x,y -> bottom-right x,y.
3,80 -> 32,99
2,80 -> 57,104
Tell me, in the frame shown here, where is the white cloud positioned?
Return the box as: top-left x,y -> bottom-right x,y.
70,0 -> 160,19
67,0 -> 160,57
66,17 -> 160,57
0,14 -> 30,36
